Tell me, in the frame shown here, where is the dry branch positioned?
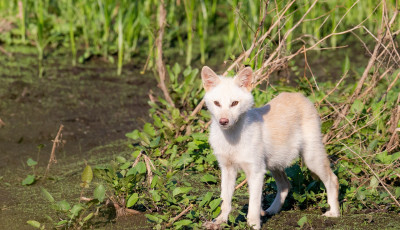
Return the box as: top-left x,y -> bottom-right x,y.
156,0 -> 175,107
387,93 -> 400,152
235,178 -> 247,190
166,204 -> 193,227
44,124 -> 64,178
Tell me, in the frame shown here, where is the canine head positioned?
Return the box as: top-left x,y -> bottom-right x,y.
201,66 -> 254,129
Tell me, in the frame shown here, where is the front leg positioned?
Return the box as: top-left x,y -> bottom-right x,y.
204,164 -> 237,229
242,164 -> 265,230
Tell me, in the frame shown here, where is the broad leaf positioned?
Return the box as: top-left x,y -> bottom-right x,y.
127,193 -> 139,207
27,158 -> 38,167
172,187 -> 192,197
81,165 -> 93,184
201,174 -> 217,183
22,175 -> 36,185
40,187 -> 55,203
94,184 -> 106,202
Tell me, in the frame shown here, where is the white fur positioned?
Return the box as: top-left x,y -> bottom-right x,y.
201,67 -> 340,230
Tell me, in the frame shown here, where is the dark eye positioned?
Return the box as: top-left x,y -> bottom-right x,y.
231,101 -> 239,107
214,101 -> 221,107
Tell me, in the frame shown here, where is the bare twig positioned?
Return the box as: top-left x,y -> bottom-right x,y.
156,0 -> 175,107
235,178 -> 247,190
143,155 -> 154,186
44,124 -> 64,178
132,151 -> 143,168
387,93 -> 400,151
166,204 -> 193,227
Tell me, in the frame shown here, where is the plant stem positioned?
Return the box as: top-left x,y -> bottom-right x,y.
117,7 -> 124,76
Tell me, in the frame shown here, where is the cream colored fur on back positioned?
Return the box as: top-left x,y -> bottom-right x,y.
201,66 -> 340,230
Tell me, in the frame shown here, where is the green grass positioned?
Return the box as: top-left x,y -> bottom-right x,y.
0,0 -> 397,74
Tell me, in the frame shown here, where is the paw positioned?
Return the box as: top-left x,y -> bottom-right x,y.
203,220 -> 223,230
322,210 -> 340,217
265,207 -> 279,215
247,217 -> 261,230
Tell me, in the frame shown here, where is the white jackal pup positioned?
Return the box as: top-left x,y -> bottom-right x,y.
201,66 -> 340,229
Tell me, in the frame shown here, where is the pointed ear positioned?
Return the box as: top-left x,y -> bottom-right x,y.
234,67 -> 253,91
201,66 -> 220,91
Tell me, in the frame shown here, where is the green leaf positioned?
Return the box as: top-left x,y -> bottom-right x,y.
27,220 -> 41,228
174,219 -> 192,228
199,192 -> 213,207
150,136 -> 161,148
116,156 -> 127,163
369,176 -> 379,189
27,158 -> 38,167
143,123 -> 156,137
120,162 -> 131,170
356,189 -> 366,200
342,55 -> 350,74
375,151 -> 391,164
201,174 -> 217,183
367,139 -> 379,151
56,220 -> 68,226
145,214 -> 161,224
40,187 -> 55,203
151,175 -> 159,188
150,190 -> 161,202
192,132 -> 208,141
173,63 -> 181,77
391,152 -> 400,162
81,165 -> 93,184
173,187 -> 192,197
127,193 -> 139,207
350,99 -> 364,114
83,213 -> 94,222
94,184 -> 106,202
70,204 -> 83,217
136,161 -> 147,174
395,187 -> 400,199
22,174 -> 36,185
57,200 -> 71,212
126,129 -> 140,140
297,216 -> 308,227
153,114 -> 163,128
209,198 -> 221,211
212,206 -> 221,218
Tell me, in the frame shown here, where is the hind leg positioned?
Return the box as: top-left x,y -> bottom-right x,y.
302,142 -> 340,217
265,169 -> 291,215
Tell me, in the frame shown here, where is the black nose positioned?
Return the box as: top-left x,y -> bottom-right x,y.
219,118 -> 229,126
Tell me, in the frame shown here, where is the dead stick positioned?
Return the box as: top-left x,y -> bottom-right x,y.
44,124 -> 64,178
190,99 -> 205,117
132,151 -> 143,168
156,0 -> 175,107
235,178 -> 247,190
143,155 -> 154,186
166,204 -> 193,227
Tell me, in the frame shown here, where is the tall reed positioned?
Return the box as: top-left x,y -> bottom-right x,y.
183,0 -> 194,66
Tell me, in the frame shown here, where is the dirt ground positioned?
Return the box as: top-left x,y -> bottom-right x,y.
1,45 -> 399,230
0,46 -> 154,229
